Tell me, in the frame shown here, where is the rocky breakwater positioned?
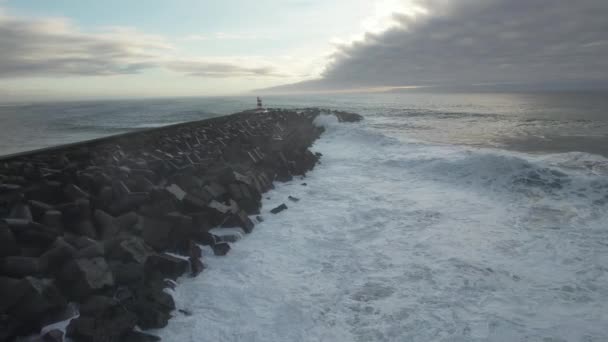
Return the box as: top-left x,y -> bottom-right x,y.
0,108 -> 362,342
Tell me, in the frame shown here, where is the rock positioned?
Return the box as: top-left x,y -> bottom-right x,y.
9,202 -> 33,221
190,256 -> 204,277
212,242 -> 231,256
39,238 -> 77,275
0,223 -> 20,257
73,241 -> 105,259
144,253 -> 189,281
109,261 -> 144,285
5,219 -> 58,246
58,257 -> 114,300
3,277 -> 67,337
270,203 -> 288,214
124,283 -> 175,330
42,329 -> 64,342
301,182 -> 307,186
0,256 -> 44,277
93,209 -> 118,240
142,216 -> 172,251
66,296 -> 137,342
64,184 -> 90,201
41,210 -> 64,232
72,219 -> 97,240
114,211 -> 138,232
121,331 -> 161,342
105,237 -> 152,264
222,210 -> 255,233
288,196 -> 300,202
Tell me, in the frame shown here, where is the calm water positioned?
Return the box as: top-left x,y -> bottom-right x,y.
1,91 -> 608,157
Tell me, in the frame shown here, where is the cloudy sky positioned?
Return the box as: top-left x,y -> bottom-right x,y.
0,0 -> 607,100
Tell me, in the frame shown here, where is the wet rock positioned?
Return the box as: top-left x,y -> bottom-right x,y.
42,329 -> 64,342
122,331 -> 161,342
270,203 -> 288,214
288,195 -> 300,202
58,257 -> 114,300
2,277 -> 67,338
144,253 -> 189,281
222,210 -> 254,233
66,295 -> 137,342
190,256 -> 204,277
212,242 -> 231,256
105,236 -> 152,264
109,261 -> 144,285
124,283 -> 175,330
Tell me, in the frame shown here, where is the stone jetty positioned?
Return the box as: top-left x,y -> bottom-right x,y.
0,107 -> 362,342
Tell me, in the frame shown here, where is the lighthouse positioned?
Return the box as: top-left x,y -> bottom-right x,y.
256,96 -> 265,113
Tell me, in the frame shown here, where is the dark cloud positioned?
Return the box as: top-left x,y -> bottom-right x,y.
267,0 -> 608,92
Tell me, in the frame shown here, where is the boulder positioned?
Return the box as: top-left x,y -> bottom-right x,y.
93,209 -> 118,240
58,257 -> 114,300
212,242 -> 231,256
114,211 -> 138,231
142,216 -> 172,251
72,219 -> 97,240
190,256 -> 204,277
222,210 -> 254,233
74,241 -> 105,259
122,331 -> 161,342
2,277 -> 67,338
9,202 -> 33,221
124,284 -> 175,330
42,329 -> 64,342
270,203 -> 288,214
105,237 -> 152,264
0,224 -> 20,257
144,253 -> 189,281
41,210 -> 64,232
109,261 -> 144,285
64,184 -> 90,201
39,238 -> 77,275
66,298 -> 137,342
0,256 -> 44,277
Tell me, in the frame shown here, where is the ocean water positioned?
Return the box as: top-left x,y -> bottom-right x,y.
3,92 -> 608,341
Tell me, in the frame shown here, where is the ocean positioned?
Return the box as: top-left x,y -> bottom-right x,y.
3,92 -> 608,341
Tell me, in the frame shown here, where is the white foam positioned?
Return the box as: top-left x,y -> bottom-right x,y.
153,119 -> 608,341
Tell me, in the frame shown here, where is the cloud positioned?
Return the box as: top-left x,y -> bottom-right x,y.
183,32 -> 273,41
0,9 -> 286,79
267,0 -> 608,92
165,59 -> 287,78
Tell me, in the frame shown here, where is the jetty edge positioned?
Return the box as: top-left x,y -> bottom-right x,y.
0,107 -> 362,341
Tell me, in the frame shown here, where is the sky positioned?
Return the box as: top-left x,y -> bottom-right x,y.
0,0 -> 607,101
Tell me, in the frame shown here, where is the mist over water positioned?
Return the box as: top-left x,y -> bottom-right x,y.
2,92 -> 607,340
